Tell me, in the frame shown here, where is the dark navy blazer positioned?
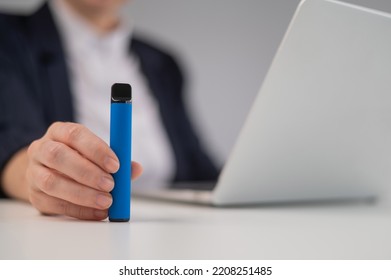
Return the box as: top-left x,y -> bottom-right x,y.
0,3 -> 218,198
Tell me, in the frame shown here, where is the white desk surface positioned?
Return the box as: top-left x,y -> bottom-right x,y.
1,196 -> 391,260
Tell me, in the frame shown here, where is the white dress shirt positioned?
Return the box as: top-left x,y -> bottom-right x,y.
50,0 -> 176,187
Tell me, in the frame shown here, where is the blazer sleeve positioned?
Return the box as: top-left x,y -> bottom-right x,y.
160,55 -> 219,182
131,38 -> 219,182
0,20 -> 47,198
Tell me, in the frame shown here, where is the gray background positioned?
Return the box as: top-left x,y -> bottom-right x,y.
1,0 -> 391,167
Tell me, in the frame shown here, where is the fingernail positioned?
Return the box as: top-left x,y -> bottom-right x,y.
99,175 -> 114,191
104,157 -> 120,173
96,194 -> 112,209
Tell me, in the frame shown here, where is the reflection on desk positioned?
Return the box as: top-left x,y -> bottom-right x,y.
0,197 -> 390,259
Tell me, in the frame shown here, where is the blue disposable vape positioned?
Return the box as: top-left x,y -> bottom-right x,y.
109,83 -> 132,222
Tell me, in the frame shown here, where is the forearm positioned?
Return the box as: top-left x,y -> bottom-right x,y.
0,148 -> 30,202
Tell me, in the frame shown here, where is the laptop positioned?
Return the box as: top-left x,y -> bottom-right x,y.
133,0 -> 391,206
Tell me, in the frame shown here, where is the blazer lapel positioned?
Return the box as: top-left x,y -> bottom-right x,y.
27,3 -> 74,123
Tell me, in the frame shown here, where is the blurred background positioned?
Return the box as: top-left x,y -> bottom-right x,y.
1,0 -> 391,168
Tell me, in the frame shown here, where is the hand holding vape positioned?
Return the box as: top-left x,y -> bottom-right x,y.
109,83 -> 132,222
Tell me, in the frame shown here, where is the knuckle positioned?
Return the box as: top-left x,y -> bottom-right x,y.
55,199 -> 69,216
48,121 -> 64,133
28,191 -> 39,208
77,207 -> 85,219
78,168 -> 95,185
43,141 -> 63,165
39,170 -> 57,193
25,164 -> 32,181
27,140 -> 39,158
62,201 -> 72,216
29,191 -> 49,214
63,202 -> 86,219
72,187 -> 84,205
91,141 -> 102,159
64,123 -> 84,145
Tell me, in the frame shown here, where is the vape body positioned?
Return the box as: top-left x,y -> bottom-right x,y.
109,83 -> 132,222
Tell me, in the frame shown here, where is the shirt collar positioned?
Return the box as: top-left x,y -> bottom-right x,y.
49,0 -> 132,56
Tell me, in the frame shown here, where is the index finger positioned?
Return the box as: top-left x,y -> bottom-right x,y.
46,122 -> 120,173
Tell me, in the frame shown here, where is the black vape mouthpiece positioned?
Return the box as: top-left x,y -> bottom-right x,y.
111,83 -> 132,103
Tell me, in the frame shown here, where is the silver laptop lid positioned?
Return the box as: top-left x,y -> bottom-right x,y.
213,0 -> 391,205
